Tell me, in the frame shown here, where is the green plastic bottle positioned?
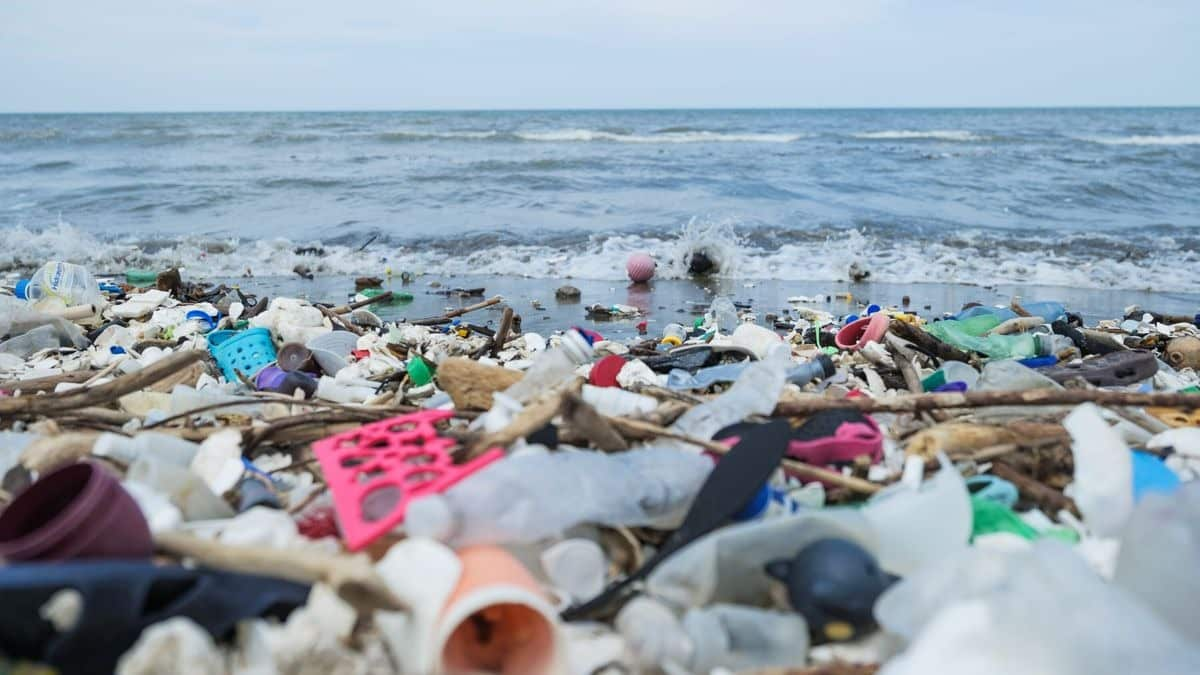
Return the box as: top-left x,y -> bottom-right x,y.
125,269 -> 158,287
927,317 -> 1044,359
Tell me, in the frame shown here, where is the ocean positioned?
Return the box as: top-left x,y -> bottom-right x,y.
1,107 -> 1199,292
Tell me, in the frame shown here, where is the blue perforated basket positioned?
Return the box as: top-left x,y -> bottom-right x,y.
208,328 -> 277,382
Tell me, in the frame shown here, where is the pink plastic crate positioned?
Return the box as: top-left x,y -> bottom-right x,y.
313,409 -> 503,551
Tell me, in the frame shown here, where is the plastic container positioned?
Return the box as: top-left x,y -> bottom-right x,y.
306,330 -> 359,375
124,268 -> 159,287
15,262 -> 103,311
835,312 -> 889,351
921,361 -> 980,391
254,365 -> 317,398
661,323 -> 687,347
0,460 -> 153,561
731,323 -> 782,360
276,343 -> 316,372
208,327 -> 278,382
500,329 -> 594,404
976,359 -> 1062,391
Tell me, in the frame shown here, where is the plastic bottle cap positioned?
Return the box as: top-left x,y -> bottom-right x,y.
13,279 -> 29,300
589,355 -> 626,388
661,336 -> 683,347
866,304 -> 881,315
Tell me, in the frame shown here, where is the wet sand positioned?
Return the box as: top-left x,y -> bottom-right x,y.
200,273 -> 1200,341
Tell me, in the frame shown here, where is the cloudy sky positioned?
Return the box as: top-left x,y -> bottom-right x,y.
2,1 -> 1197,112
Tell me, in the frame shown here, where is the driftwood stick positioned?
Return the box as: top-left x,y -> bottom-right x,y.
775,388 -> 1200,415
318,306 -> 364,336
411,295 -> 502,326
606,416 -> 881,495
990,459 -> 1080,517
889,319 -> 973,364
0,350 -> 204,418
332,291 -> 394,314
0,370 -> 94,393
154,530 -> 407,614
491,306 -> 515,357
468,386 -> 571,457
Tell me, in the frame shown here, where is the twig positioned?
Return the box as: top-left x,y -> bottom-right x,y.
990,459 -> 1080,517
332,291 -> 394,315
0,370 -> 94,393
318,306 -> 364,336
491,307 -> 515,357
411,295 -> 502,326
0,350 -> 204,418
606,416 -> 881,495
775,388 -> 1200,415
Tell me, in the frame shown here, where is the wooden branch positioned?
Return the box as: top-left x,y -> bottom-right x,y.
332,291 -> 394,314
468,386 -> 570,457
318,306 -> 364,336
0,350 -> 204,418
889,319 -> 973,364
0,370 -> 94,394
154,530 -> 407,614
606,416 -> 881,495
775,388 -> 1200,416
990,459 -> 1080,517
491,306 -> 515,357
411,295 -> 502,326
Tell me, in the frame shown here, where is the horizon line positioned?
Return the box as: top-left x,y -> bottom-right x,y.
3,103 -> 1200,115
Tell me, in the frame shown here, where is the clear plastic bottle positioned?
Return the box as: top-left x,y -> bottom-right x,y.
661,323 -> 688,347
500,329 -> 594,404
15,262 -> 103,311
404,447 -> 713,546
670,344 -> 791,441
709,297 -> 739,334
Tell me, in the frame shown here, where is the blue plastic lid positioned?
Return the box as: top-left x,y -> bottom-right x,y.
1018,355 -> 1058,369
843,314 -> 859,325
866,304 -> 881,315
13,279 -> 29,300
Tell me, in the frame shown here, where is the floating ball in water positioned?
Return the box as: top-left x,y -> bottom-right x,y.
626,252 -> 656,282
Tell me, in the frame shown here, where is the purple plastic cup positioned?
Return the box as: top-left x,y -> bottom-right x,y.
0,460 -> 153,562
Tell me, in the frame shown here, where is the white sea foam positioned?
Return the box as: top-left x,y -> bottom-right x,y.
513,129 -> 806,143
1084,134 -> 1200,146
852,130 -> 984,141
2,221 -> 1197,294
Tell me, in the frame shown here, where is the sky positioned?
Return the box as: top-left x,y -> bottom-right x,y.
2,0 -> 1198,112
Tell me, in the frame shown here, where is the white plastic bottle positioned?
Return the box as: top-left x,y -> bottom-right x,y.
404,446 -> 713,546
500,329 -> 594,404
709,297 -> 739,334
15,262 -> 103,311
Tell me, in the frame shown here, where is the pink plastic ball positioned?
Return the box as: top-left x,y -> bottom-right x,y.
626,252 -> 656,282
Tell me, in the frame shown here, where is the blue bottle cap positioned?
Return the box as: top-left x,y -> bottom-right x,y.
866,304 -> 881,315
185,309 -> 216,332
13,279 -> 29,300
843,314 -> 859,325
1018,355 -> 1058,369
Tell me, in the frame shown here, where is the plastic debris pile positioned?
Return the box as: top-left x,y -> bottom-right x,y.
2,264 -> 1199,674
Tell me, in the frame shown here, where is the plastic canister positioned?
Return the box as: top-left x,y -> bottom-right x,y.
662,323 -> 687,347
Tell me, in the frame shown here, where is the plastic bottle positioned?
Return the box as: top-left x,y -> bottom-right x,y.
93,432 -> 201,467
670,345 -> 791,442
581,384 -> 659,417
661,323 -> 688,347
709,297 -> 739,334
499,329 -> 594,404
921,361 -> 980,391
731,323 -> 782,360
404,447 -> 713,546
15,262 -> 103,311
0,324 -> 64,358
927,319 -> 1060,359
787,354 -> 837,386
976,360 -> 1062,391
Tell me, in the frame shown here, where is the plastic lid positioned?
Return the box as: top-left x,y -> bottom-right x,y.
589,354 -> 626,388
13,279 -> 29,300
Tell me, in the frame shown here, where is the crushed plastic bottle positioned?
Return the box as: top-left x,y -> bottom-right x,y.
670,344 -> 791,442
500,329 -> 594,404
404,446 -> 713,546
15,261 -> 103,311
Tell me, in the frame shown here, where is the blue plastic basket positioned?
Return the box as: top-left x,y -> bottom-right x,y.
208,328 -> 277,382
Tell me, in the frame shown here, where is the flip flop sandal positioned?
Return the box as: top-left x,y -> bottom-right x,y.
0,561 -> 310,675
1040,350 -> 1158,387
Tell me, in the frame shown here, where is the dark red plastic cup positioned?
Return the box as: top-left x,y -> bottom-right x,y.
0,460 -> 153,562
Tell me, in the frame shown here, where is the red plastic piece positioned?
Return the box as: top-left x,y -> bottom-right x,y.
589,355 -> 626,388
835,312 -> 890,351
786,417 -> 883,467
636,321 -> 648,335
351,349 -> 371,361
312,409 -> 503,551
